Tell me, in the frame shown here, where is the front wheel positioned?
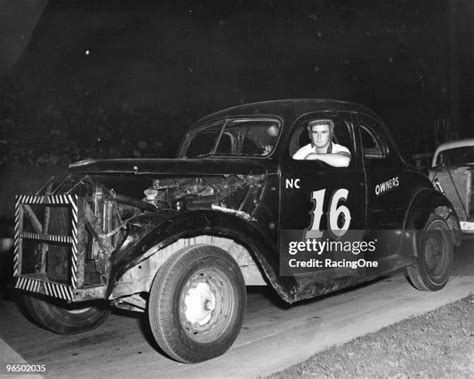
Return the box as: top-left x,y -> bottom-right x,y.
148,245 -> 246,363
19,294 -> 110,335
406,214 -> 454,291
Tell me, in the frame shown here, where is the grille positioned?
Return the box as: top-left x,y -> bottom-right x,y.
14,194 -> 80,301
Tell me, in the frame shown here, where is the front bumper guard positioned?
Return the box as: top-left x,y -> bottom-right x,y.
13,194 -> 108,302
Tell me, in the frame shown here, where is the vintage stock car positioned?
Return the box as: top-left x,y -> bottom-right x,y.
14,99 -> 460,363
429,138 -> 474,233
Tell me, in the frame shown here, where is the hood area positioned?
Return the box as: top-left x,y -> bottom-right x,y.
64,157 -> 269,218
48,157 -> 271,222
68,157 -> 268,176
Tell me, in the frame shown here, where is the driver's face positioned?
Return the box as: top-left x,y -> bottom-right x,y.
310,124 -> 331,149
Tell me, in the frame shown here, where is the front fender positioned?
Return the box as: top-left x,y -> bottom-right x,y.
108,210 -> 298,303
400,188 -> 461,259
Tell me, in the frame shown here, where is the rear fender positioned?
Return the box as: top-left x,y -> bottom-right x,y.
400,188 -> 461,259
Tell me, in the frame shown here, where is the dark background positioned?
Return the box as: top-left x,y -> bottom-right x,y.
0,0 -> 472,301
0,0 -> 472,164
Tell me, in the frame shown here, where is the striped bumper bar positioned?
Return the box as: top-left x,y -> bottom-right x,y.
16,276 -> 74,301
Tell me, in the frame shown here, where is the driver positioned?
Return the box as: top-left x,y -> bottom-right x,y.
293,119 -> 351,167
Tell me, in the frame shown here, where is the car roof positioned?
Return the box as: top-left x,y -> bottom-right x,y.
194,99 -> 384,127
432,138 -> 474,166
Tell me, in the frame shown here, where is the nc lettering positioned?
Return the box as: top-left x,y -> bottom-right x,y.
285,178 -> 300,189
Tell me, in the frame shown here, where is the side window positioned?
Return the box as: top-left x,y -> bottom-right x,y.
358,114 -> 395,170
360,125 -> 384,159
289,113 -> 355,167
185,127 -> 221,157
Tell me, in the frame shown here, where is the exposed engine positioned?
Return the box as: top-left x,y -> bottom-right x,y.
140,175 -> 265,214
15,173 -> 266,294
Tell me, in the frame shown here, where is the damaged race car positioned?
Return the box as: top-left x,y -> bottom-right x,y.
13,99 -> 461,363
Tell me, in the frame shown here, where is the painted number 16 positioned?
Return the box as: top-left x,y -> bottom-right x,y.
308,188 -> 351,237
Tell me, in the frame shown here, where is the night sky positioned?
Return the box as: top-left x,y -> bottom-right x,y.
1,0 -> 472,157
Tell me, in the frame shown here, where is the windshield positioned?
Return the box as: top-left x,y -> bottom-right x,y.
435,146 -> 474,166
181,118 -> 281,158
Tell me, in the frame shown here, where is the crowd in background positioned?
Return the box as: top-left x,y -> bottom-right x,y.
0,80 -> 457,169
3,133 -> 165,167
0,99 -> 198,167
3,126 -> 166,167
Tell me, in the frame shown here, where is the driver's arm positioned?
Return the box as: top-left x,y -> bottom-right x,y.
304,152 -> 351,167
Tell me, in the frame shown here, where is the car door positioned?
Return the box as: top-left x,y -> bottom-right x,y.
279,111 -> 369,285
357,113 -> 408,268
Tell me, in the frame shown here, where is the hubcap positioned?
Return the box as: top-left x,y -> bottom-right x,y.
179,268 -> 234,343
183,282 -> 216,326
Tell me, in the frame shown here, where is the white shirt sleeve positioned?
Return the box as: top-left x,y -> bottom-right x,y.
292,144 -> 313,160
293,143 -> 350,159
332,143 -> 351,156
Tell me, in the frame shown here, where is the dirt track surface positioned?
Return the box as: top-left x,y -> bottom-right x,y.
0,239 -> 473,378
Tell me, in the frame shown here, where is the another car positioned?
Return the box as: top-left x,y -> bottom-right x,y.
13,99 -> 460,363
429,138 -> 474,233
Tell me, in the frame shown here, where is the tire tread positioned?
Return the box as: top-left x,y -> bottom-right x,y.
148,244 -> 246,363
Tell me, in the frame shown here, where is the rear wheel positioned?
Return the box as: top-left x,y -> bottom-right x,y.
406,215 -> 454,291
20,294 -> 110,335
148,245 -> 246,363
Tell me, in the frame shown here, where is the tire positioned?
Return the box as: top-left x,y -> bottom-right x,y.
148,245 -> 246,363
406,214 -> 454,291
20,294 -> 110,335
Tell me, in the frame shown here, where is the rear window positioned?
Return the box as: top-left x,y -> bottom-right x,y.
435,146 -> 474,166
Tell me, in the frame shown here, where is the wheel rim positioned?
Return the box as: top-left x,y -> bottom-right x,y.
423,229 -> 446,279
179,268 -> 235,343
